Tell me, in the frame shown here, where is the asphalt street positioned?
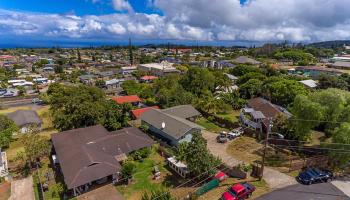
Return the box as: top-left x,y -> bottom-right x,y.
257,183 -> 350,200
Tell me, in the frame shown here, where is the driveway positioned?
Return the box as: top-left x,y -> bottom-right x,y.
257,183 -> 350,200
202,131 -> 297,189
78,184 -> 125,200
9,176 -> 35,200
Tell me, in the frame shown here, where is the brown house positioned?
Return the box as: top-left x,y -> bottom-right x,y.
51,125 -> 154,196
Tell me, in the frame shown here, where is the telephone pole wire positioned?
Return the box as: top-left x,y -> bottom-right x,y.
260,118 -> 273,180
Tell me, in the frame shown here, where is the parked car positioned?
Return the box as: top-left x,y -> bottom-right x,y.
269,132 -> 284,139
32,98 -> 44,105
227,128 -> 244,140
297,168 -> 333,185
0,89 -> 6,96
221,182 -> 255,200
217,132 -> 228,143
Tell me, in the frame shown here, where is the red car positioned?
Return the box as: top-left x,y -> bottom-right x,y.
221,182 -> 255,200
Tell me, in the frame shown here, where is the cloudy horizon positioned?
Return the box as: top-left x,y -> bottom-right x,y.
1,0 -> 350,46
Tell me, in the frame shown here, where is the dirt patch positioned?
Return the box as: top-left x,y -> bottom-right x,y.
0,181 -> 11,200
78,184 -> 125,200
226,136 -> 263,163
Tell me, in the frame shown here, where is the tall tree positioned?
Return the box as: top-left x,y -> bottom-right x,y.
181,134 -> 221,177
20,129 -> 51,163
0,115 -> 18,148
289,95 -> 324,140
327,123 -> 350,169
47,84 -> 128,131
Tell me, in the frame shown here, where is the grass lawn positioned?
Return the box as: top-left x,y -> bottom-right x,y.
37,106 -> 54,130
226,136 -> 263,163
0,181 -> 11,200
116,151 -> 173,200
0,106 -> 32,114
216,109 -> 240,123
196,118 -> 228,133
226,136 -> 298,174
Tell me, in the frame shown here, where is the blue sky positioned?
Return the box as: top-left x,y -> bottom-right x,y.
0,0 -> 349,47
0,0 -> 247,16
0,0 -> 159,16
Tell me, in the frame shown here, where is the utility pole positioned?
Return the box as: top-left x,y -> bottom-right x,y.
260,118 -> 272,181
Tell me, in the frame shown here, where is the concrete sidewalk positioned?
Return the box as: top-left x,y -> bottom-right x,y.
9,176 -> 35,200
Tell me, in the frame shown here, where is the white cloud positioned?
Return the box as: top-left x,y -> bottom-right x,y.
2,0 -> 350,42
107,23 -> 126,34
112,0 -> 134,12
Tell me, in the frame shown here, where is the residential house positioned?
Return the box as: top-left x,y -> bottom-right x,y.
140,75 -> 158,83
233,56 -> 261,65
95,71 -> 116,80
79,74 -> 97,85
328,61 -> 350,69
120,66 -> 137,75
140,105 -> 203,146
240,98 -> 291,132
112,95 -> 141,107
7,110 -> 42,133
296,66 -> 343,77
105,78 -> 124,90
0,148 -> 8,177
51,125 -> 154,196
138,62 -> 180,77
130,106 -> 160,119
299,79 -> 317,89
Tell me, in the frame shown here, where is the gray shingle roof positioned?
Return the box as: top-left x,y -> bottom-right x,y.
7,110 -> 42,127
52,125 -> 154,189
140,108 -> 203,140
162,105 -> 201,119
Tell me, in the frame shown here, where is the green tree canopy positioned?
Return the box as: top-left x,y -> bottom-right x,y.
0,115 -> 18,148
327,123 -> 350,169
236,72 -> 267,86
47,83 -> 128,131
239,79 -> 263,99
289,95 -> 324,140
179,134 -> 221,177
262,78 -> 309,107
180,67 -> 215,96
229,65 -> 262,76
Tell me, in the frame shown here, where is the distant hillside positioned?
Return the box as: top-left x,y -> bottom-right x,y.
308,40 -> 350,48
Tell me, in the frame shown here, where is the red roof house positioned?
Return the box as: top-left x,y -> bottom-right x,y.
130,106 -> 160,119
112,95 -> 141,104
140,76 -> 158,82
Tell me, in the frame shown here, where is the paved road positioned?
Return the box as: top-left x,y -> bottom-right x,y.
202,131 -> 297,189
9,176 -> 35,200
257,183 -> 350,200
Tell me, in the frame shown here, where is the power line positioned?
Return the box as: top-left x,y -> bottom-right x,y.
272,145 -> 350,154
269,138 -> 350,147
152,156 -> 240,200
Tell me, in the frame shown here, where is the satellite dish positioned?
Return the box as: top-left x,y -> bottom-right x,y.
161,122 -> 166,129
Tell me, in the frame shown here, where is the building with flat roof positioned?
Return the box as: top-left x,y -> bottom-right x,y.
138,62 -> 180,76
